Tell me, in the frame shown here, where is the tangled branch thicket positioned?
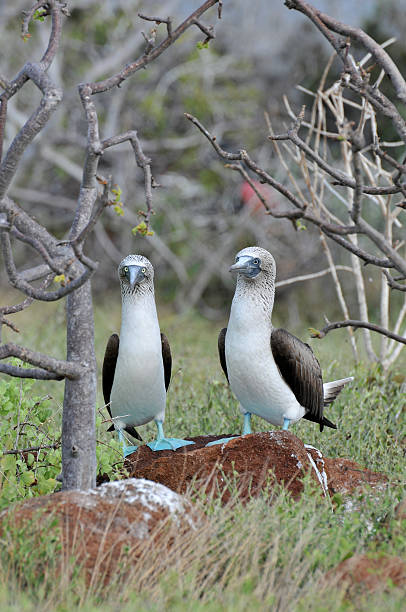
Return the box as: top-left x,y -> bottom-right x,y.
0,0 -> 223,489
187,0 -> 406,369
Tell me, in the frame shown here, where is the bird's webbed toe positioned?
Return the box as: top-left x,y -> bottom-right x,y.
147,438 -> 194,451
123,444 -> 139,457
205,436 -> 238,447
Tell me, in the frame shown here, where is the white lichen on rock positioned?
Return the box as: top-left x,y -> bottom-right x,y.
90,478 -> 199,529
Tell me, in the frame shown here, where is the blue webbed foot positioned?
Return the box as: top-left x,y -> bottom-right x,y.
118,429 -> 138,457
123,445 -> 139,457
148,420 -> 194,452
206,412 -> 252,447
148,438 -> 195,451
206,436 -> 238,447
282,418 -> 290,431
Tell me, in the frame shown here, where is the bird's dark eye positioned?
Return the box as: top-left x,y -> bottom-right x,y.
235,256 -> 239,262
253,258 -> 259,266
124,266 -> 128,272
142,267 -> 146,274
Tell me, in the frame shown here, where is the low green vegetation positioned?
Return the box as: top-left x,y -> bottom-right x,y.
0,303 -> 405,610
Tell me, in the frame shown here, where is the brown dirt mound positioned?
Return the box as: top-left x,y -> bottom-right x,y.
125,431 -> 387,502
327,554 -> 406,595
1,478 -> 202,586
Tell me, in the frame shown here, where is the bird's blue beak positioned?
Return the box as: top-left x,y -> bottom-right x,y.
229,256 -> 261,278
229,257 -> 251,273
128,265 -> 145,290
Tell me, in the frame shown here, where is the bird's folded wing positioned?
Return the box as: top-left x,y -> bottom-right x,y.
271,327 -> 323,421
102,333 -> 119,412
102,333 -> 142,441
161,332 -> 172,391
217,327 -> 229,382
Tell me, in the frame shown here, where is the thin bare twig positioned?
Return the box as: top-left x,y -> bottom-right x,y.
3,443 -> 59,456
138,13 -> 173,38
312,319 -> 406,345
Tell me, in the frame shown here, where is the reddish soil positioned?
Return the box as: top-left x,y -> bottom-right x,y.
1,478 -> 201,585
125,431 -> 387,503
327,554 -> 406,594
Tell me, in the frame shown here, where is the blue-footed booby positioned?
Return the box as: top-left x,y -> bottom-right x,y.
208,246 -> 353,446
102,254 -> 194,456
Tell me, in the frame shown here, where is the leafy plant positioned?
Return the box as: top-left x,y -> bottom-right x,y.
0,375 -> 60,509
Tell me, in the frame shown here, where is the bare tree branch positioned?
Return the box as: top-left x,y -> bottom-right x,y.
286,0 -> 406,104
285,0 -> 406,144
138,13 -> 173,38
0,342 -> 81,379
3,443 -> 60,456
383,270 -> 406,292
185,112 -> 400,272
0,64 -> 63,198
0,364 -> 63,380
275,265 -> 353,288
268,111 -> 404,196
311,319 -> 406,345
1,231 -> 93,301
85,0 -> 220,95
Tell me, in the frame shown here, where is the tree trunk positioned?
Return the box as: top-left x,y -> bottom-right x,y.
62,276 -> 97,490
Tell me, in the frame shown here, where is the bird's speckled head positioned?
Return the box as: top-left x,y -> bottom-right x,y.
230,246 -> 276,312
230,246 -> 276,281
118,254 -> 154,298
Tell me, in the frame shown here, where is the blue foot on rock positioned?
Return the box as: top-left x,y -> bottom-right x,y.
147,438 -> 195,451
243,412 -> 252,435
205,436 -> 238,447
282,418 -> 290,431
118,430 -> 138,457
123,445 -> 139,457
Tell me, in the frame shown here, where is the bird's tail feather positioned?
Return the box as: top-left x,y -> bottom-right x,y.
323,377 -> 354,405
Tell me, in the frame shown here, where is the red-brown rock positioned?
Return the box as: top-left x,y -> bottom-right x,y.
125,431 -> 387,502
327,554 -> 406,594
1,478 -> 201,585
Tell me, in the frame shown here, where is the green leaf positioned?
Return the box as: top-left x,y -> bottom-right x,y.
21,470 -> 36,486
295,219 -> 307,231
131,221 -> 153,237
1,454 -> 16,473
33,10 -> 46,22
309,327 -> 322,338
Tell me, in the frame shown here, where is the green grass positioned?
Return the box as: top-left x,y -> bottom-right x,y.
0,300 -> 405,610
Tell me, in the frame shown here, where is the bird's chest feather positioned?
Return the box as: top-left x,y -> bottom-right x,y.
110,300 -> 166,425
225,302 -> 300,423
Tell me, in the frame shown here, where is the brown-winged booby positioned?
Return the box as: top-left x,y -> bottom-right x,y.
102,254 -> 194,456
208,246 -> 353,446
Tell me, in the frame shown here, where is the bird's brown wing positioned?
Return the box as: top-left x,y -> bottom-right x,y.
271,328 -> 329,430
102,333 -> 119,411
161,332 -> 172,391
102,333 -> 142,441
218,327 -> 229,383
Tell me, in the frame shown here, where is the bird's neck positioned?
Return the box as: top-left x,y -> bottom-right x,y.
230,276 -> 274,332
120,291 -> 160,339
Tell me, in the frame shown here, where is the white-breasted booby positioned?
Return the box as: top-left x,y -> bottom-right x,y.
209,246 -> 353,446
102,254 -> 194,456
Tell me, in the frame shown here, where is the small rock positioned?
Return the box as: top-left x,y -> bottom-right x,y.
1,478 -> 201,585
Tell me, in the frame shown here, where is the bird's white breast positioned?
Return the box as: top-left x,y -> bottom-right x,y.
110,294 -> 166,428
225,298 -> 305,426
